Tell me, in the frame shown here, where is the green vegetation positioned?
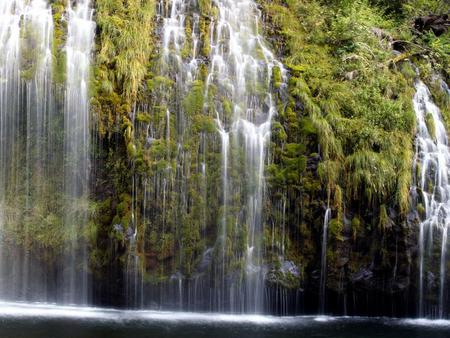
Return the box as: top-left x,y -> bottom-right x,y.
262,0 -> 449,287
2,0 -> 450,302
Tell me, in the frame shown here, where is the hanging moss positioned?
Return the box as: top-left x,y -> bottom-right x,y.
183,80 -> 205,116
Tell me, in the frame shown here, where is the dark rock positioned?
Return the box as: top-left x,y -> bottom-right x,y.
337,257 -> 349,268
414,14 -> 449,36
389,207 -> 397,220
427,271 -> 437,289
407,209 -> 419,223
170,271 -> 183,281
352,268 -> 373,283
266,260 -> 301,289
126,225 -> 135,240
392,277 -> 410,291
281,260 -> 300,278
306,153 -> 320,171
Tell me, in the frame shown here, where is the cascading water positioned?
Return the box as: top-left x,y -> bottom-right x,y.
63,0 -> 95,304
206,0 -> 286,313
412,79 -> 450,318
0,0 -> 54,301
129,0 -> 285,313
319,207 -> 331,313
0,0 -> 22,252
0,0 -> 93,304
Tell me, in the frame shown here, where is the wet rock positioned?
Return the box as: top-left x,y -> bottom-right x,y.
145,136 -> 155,148
170,271 -> 183,281
388,207 -> 397,220
407,209 -> 419,224
392,277 -> 410,291
307,153 -> 320,171
126,225 -> 135,240
113,223 -> 124,233
352,268 -> 373,283
427,271 -> 437,289
371,27 -> 394,43
281,260 -> 300,278
266,260 -> 301,289
196,248 -> 213,273
337,257 -> 349,268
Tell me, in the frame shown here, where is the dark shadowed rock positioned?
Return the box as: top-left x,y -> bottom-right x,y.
352,268 -> 373,283
414,14 -> 449,36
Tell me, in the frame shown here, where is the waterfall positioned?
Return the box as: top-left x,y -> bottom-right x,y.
0,0 -> 94,304
413,79 -> 450,318
205,0 -> 286,313
319,207 -> 331,313
130,0 -> 285,312
0,0 -> 54,301
63,0 -> 95,304
0,0 -> 22,242
217,119 -> 229,312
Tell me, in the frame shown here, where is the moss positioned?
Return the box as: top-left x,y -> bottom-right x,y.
78,0 -> 450,296
183,80 -> 204,116
351,216 -> 361,240
20,22 -> 41,80
272,66 -> 282,88
51,0 -> 67,84
159,233 -> 175,260
96,0 -> 155,108
378,204 -> 390,231
193,115 -> 217,133
198,0 -> 211,12
417,203 -> 426,218
199,19 -> 211,57
329,219 -> 344,241
136,112 -> 151,124
425,112 -> 436,140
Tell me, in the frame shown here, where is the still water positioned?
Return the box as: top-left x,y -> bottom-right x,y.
0,302 -> 448,338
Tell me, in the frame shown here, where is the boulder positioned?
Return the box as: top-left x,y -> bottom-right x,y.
414,14 -> 449,36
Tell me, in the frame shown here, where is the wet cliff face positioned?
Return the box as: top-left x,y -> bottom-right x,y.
0,0 -> 449,316
88,0 -> 450,316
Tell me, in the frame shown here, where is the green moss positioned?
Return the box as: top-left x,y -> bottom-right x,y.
417,203 -> 426,218
272,66 -> 282,88
183,80 -> 205,116
425,112 -> 436,140
198,0 -> 211,12
136,112 -> 151,124
378,204 -> 390,231
351,216 -> 361,240
51,0 -> 67,84
193,115 -> 217,133
329,219 -> 344,241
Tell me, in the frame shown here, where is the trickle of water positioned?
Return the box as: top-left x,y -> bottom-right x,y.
412,79 -> 450,318
319,208 -> 331,313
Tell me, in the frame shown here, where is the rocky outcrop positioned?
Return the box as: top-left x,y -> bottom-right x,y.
414,14 -> 449,36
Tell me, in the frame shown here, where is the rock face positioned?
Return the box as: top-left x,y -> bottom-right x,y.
414,14 -> 449,36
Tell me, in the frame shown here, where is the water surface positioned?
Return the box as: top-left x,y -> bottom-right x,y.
0,302 -> 448,338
